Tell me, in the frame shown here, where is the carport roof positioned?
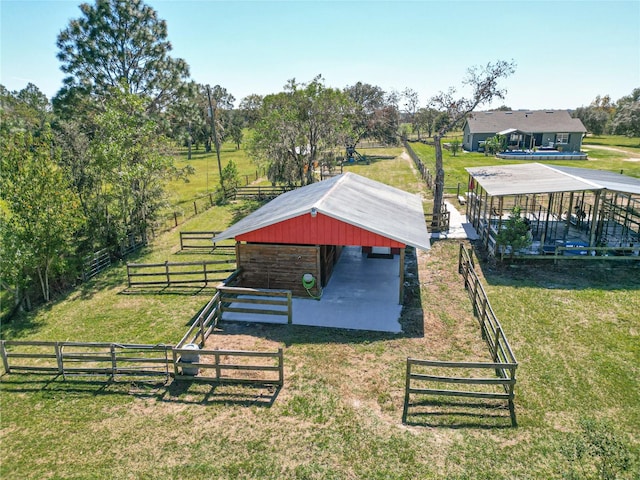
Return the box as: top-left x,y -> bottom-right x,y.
212,172 -> 431,251
466,163 -> 640,196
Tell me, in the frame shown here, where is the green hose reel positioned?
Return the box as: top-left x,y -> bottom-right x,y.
302,273 -> 321,299
302,273 -> 316,289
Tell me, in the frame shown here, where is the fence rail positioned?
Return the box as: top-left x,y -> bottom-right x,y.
403,244 -> 518,426
177,291 -> 223,348
425,211 -> 451,233
232,185 -> 297,200
179,231 -> 236,253
1,341 -> 171,380
1,339 -> 284,387
402,358 -> 517,426
172,347 -> 284,385
82,248 -> 111,281
126,260 -> 236,288
218,286 -> 293,324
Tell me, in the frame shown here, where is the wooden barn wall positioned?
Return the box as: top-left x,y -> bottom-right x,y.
237,243 -> 322,298
320,245 -> 342,287
236,212 -> 405,248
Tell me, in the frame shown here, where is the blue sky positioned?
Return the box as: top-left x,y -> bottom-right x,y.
1,0 -> 639,110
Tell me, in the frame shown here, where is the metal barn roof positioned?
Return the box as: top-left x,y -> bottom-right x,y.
212,172 -> 431,251
466,163 -> 640,196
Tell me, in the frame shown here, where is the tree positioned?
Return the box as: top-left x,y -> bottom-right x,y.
430,60 -> 516,216
415,107 -> 438,138
89,86 -> 192,250
495,206 -> 532,259
611,88 -> 640,137
574,95 -> 615,136
56,0 -> 190,113
1,129 -> 83,305
484,134 -> 507,155
0,83 -> 51,136
238,94 -> 263,128
344,82 -> 399,146
227,110 -> 244,150
450,138 -> 461,156
250,76 -> 349,186
403,88 -> 420,139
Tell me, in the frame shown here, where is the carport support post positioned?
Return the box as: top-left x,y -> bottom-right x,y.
398,247 -> 405,304
589,190 -> 602,248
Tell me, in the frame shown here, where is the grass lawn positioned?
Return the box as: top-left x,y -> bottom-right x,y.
1,149 -> 639,479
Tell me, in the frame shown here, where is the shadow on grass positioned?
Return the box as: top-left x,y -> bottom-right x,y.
472,241 -> 640,291
160,380 -> 280,407
119,285 -> 214,296
404,398 -> 515,429
0,373 -> 280,408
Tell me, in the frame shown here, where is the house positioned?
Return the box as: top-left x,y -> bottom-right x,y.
212,172 -> 430,303
462,110 -> 587,152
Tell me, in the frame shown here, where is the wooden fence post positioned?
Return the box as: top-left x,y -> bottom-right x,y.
110,344 -> 117,378
402,359 -> 412,424
287,291 -> 293,324
480,297 -> 488,339
278,348 -> 284,386
127,264 -> 132,288
0,341 -> 10,374
171,348 -> 180,378
174,212 -> 178,228
193,201 -> 198,215
214,348 -> 221,380
203,261 -> 208,286
165,261 -> 170,286
55,342 -> 63,375
199,316 -> 205,347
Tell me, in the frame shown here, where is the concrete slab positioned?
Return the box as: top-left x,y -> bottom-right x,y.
222,246 -> 403,333
430,200 -> 479,240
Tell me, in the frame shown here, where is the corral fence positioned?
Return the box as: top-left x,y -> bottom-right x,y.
126,259 -> 236,288
425,211 -> 451,233
403,138 -> 452,233
231,185 -> 297,200
82,248 -> 111,281
402,244 -> 518,426
179,231 -> 236,254
218,285 -> 293,325
0,339 -> 283,387
0,341 -> 172,381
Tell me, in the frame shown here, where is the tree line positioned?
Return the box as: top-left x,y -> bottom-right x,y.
572,91 -> 640,137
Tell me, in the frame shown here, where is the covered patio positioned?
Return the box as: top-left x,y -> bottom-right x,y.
465,163 -> 640,258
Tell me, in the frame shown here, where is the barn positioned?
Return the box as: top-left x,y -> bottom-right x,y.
212,172 -> 430,332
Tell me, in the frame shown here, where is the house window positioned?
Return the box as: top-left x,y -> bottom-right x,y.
556,133 -> 569,144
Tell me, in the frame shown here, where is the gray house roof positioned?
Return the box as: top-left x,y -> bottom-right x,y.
465,110 -> 587,134
213,172 -> 431,250
466,163 -> 640,196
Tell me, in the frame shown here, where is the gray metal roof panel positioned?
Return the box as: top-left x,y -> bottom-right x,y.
552,165 -> 640,195
465,163 -> 595,196
466,163 -> 640,196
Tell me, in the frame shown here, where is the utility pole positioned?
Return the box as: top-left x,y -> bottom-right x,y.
206,86 -> 224,189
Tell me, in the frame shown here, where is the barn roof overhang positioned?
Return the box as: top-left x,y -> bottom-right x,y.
212,172 -> 431,251
466,163 -> 640,196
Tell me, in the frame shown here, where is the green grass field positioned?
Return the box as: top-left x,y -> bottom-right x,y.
1,139 -> 639,479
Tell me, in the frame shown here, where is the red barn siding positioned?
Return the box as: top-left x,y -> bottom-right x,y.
236,212 -> 405,248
